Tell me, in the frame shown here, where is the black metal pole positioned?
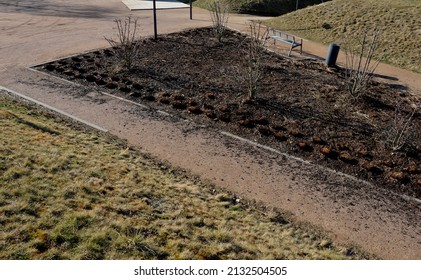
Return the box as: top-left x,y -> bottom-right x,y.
189,0 -> 192,20
296,0 -> 299,11
153,0 -> 157,40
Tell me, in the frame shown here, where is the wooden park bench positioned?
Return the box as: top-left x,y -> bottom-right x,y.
270,28 -> 303,57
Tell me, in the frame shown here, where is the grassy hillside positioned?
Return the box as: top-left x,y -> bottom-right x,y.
265,0 -> 421,73
194,0 -> 327,16
0,94 -> 366,260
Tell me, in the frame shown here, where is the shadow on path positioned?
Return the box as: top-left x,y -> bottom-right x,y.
0,0 -> 117,19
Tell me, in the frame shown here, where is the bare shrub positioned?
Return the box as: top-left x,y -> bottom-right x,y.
344,27 -> 383,100
235,22 -> 270,101
383,102 -> 419,152
209,0 -> 229,42
105,16 -> 141,71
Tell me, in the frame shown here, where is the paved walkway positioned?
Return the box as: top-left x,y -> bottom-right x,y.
1,0 -> 420,259
293,40 -> 421,96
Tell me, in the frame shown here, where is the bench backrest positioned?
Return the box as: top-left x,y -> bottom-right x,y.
271,28 -> 301,43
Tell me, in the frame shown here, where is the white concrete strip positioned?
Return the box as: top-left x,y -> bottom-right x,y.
220,131 -> 361,182
219,131 -> 421,205
27,68 -> 148,109
28,67 -> 172,117
401,194 -> 421,205
0,86 -> 108,133
122,0 -> 189,10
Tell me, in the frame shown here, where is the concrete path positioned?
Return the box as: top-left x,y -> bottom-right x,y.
295,40 -> 421,95
1,0 -> 420,259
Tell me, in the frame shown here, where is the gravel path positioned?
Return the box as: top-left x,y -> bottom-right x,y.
1,0 -> 420,259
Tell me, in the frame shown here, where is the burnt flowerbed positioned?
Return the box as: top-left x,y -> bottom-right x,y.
36,27 -> 421,199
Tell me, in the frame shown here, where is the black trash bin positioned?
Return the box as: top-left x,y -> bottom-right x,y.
325,43 -> 340,67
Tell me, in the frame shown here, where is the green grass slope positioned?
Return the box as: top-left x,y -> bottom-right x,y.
0,94 -> 367,260
265,0 -> 421,73
194,0 -> 327,16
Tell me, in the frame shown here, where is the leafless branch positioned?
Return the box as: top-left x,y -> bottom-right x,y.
243,21 -> 270,101
105,16 -> 141,71
344,27 -> 383,100
209,0 -> 230,42
384,102 -> 418,152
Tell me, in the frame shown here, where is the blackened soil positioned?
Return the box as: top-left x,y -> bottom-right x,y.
36,27 -> 421,199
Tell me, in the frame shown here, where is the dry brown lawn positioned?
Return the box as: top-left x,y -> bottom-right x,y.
0,93 -> 369,260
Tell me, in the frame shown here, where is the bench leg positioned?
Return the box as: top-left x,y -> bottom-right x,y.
288,45 -> 293,57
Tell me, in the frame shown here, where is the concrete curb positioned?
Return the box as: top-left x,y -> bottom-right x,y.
0,85 -> 108,133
